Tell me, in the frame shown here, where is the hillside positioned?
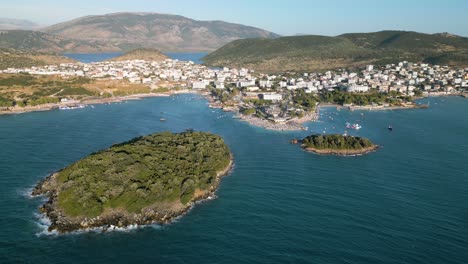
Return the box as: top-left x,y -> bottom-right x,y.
0,18 -> 38,30
109,48 -> 168,61
42,12 -> 280,52
0,30 -> 120,53
204,31 -> 468,72
0,48 -> 75,70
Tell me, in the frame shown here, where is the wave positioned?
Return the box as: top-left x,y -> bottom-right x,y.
34,212 -> 58,237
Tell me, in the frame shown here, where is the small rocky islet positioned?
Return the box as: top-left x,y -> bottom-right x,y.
32,131 -> 233,233
293,134 -> 378,156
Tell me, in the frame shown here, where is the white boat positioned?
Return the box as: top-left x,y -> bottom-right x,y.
346,122 -> 362,130
59,104 -> 85,110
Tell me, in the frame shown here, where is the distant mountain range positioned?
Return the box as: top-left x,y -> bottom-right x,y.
204,31 -> 468,72
40,12 -> 280,52
0,18 -> 39,30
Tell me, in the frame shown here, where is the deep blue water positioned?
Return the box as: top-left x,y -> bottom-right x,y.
64,52 -> 207,64
0,94 -> 467,263
64,53 -> 123,63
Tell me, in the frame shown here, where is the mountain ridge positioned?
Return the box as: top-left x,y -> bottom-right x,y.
0,30 -> 121,53
203,30 -> 468,72
41,12 -> 280,52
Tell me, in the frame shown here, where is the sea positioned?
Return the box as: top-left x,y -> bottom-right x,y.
0,53 -> 467,263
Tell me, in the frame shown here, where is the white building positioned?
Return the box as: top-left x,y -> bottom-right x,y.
259,80 -> 272,88
346,84 -> 369,93
192,80 -> 209,89
215,81 -> 225,89
237,80 -> 255,88
260,93 -> 282,101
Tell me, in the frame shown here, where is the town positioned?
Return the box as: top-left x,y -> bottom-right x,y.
1,58 -> 467,130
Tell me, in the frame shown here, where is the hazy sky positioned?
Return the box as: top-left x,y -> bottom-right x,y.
1,0 -> 468,36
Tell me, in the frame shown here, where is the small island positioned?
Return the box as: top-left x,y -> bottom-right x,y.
299,134 -> 378,156
32,131 -> 233,233
108,48 -> 169,62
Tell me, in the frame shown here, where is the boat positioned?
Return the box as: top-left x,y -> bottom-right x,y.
160,118 -> 166,122
388,125 -> 393,131
59,104 -> 85,110
346,122 -> 362,130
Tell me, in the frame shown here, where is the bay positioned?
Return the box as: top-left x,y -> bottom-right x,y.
0,53 -> 467,263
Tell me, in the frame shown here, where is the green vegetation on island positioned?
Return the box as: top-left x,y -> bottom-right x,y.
203,30 -> 468,72
32,131 -> 233,232
108,48 -> 169,62
300,134 -> 378,156
318,90 -> 413,106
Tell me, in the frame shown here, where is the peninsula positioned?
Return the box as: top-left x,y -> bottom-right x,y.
299,134 -> 378,156
32,131 -> 233,233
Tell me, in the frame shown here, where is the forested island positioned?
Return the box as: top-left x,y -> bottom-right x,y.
299,134 -> 378,156
32,131 -> 233,233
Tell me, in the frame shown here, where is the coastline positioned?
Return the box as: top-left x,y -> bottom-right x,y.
348,103 -> 429,111
0,89 -> 199,116
236,113 -> 315,131
302,145 -> 379,156
32,156 -> 234,233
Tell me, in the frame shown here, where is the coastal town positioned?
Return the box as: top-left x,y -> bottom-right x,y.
1,57 -> 468,130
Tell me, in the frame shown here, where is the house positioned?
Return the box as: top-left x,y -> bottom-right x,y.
260,93 -> 282,101
192,80 -> 209,89
259,80 -> 272,88
237,80 -> 255,88
346,84 -> 369,93
215,81 -> 225,89
246,87 -> 260,92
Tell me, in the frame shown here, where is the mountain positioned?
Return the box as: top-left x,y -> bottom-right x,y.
0,18 -> 38,30
42,12 -> 280,52
108,48 -> 169,61
0,48 -> 75,70
0,30 -> 121,53
203,30 -> 468,72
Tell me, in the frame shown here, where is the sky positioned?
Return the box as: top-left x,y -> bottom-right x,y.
1,0 -> 468,36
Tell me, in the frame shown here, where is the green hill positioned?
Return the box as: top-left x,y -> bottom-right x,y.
204,30 -> 468,72
0,48 -> 75,70
108,48 -> 169,62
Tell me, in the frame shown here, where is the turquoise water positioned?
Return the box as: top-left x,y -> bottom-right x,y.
0,94 -> 467,263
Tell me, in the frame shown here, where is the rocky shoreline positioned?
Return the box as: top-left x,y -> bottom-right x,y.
32,158 -> 233,233
302,145 -> 379,156
348,104 -> 429,111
